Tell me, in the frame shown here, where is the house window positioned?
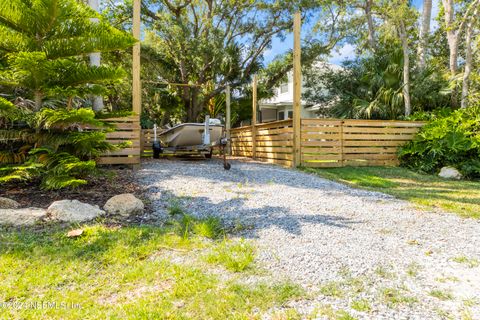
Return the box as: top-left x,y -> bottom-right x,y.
278,111 -> 285,120
287,111 -> 293,119
280,83 -> 289,94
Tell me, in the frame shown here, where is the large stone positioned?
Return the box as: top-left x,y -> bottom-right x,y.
439,166 -> 463,180
104,194 -> 144,217
0,197 -> 20,209
47,200 -> 105,223
0,208 -> 47,226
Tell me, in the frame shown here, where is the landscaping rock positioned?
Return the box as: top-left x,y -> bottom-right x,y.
439,166 -> 462,180
0,208 -> 46,226
0,197 -> 20,209
47,200 -> 104,222
104,193 -> 144,217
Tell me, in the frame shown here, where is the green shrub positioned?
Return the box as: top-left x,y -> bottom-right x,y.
399,106 -> 480,179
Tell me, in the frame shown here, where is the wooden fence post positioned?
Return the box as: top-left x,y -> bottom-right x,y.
132,0 -> 141,117
226,84 -> 231,155
292,12 -> 302,167
252,75 -> 258,159
132,0 -> 141,167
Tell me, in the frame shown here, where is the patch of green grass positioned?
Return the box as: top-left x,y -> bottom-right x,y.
204,239 -> 256,272
351,299 -> 371,312
169,213 -> 224,239
406,262 -> 422,277
452,256 -> 480,268
167,200 -> 185,216
435,276 -> 460,283
0,224 -> 300,319
463,298 -> 479,307
301,166 -> 480,219
429,289 -> 454,301
271,308 -> 302,320
434,308 -> 454,320
319,281 -> 345,298
374,265 -> 397,279
312,305 -> 357,320
380,287 -> 418,306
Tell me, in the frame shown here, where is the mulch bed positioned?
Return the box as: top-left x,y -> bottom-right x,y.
0,168 -> 143,209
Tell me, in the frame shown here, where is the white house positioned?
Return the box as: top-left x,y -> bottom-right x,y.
258,62 -> 342,123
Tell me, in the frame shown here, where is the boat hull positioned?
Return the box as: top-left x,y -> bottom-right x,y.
159,123 -> 223,148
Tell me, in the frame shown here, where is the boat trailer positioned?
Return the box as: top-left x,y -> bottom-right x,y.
152,117 -> 231,170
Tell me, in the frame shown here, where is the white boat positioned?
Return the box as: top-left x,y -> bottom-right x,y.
158,117 -> 224,149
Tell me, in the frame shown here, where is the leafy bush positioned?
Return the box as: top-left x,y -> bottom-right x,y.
399,106 -> 480,178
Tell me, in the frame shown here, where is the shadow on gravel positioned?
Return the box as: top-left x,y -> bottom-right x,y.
141,182 -> 362,238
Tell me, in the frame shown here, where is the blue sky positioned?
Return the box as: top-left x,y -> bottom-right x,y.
264,0 -> 440,65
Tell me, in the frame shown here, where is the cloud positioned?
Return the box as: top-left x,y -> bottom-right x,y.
329,43 -> 356,65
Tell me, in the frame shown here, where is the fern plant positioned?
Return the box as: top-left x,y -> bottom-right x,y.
0,0 -> 135,190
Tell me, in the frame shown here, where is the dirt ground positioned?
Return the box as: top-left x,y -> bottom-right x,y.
0,168 -> 142,209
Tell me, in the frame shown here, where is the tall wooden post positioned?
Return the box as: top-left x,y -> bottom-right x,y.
88,0 -> 104,111
252,75 -> 258,159
132,0 -> 141,116
225,85 -> 231,155
292,12 -> 302,167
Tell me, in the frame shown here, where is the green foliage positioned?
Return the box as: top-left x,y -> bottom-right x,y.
0,0 -> 135,108
0,107 -> 117,189
304,43 -> 451,120
0,0 -> 134,190
399,106 -> 480,178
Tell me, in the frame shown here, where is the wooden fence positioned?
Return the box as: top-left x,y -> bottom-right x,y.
230,119 -> 425,168
141,129 -> 155,157
231,120 -> 294,167
97,116 -> 141,165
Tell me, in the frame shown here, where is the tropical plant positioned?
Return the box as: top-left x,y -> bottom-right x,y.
304,42 -> 451,120
0,0 -> 134,189
0,0 -> 135,110
399,106 -> 480,179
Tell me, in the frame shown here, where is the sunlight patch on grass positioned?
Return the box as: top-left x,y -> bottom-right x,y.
302,166 -> 480,219
0,223 -> 300,319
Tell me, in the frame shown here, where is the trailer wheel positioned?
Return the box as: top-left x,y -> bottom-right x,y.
205,150 -> 213,159
223,163 -> 231,170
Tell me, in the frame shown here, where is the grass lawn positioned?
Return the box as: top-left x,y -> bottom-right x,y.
301,166 -> 480,219
0,216 -> 303,319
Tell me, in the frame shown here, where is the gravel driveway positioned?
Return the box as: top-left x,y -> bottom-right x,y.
137,158 -> 480,319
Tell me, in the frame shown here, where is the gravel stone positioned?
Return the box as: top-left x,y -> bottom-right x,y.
137,158 -> 480,319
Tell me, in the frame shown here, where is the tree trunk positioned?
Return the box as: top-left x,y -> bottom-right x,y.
88,0 -> 104,112
461,7 -> 477,108
441,0 -> 456,74
417,0 -> 432,70
399,22 -> 411,117
34,91 -> 43,111
441,0 -> 460,106
365,0 -> 376,50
